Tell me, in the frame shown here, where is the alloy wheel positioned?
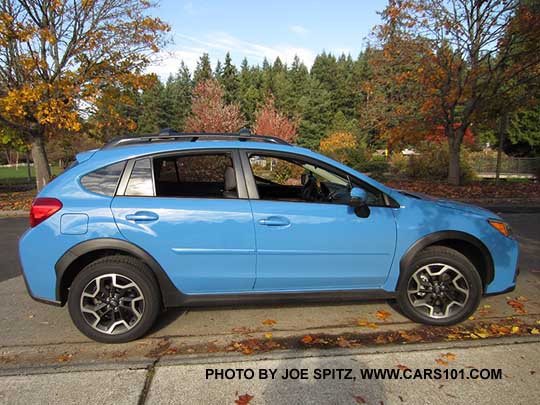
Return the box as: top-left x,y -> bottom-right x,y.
406,263 -> 470,319
79,273 -> 145,335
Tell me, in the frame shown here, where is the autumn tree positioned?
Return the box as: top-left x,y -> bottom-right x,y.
0,0 -> 169,190
253,96 -> 298,143
374,0 -> 540,185
319,131 -> 357,164
185,79 -> 245,132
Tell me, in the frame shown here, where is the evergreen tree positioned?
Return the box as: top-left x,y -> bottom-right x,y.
221,52 -> 239,104
193,53 -> 213,84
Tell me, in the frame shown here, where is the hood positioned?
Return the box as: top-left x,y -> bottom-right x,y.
398,190 -> 499,219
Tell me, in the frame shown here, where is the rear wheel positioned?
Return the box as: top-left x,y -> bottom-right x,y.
68,256 -> 160,343
397,246 -> 482,325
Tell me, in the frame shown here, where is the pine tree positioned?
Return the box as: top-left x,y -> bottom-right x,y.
193,53 -> 213,84
221,52 -> 239,104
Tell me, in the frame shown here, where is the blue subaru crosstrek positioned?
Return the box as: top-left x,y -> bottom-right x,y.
19,131 -> 519,343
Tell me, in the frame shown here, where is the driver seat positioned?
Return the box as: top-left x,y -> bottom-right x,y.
223,167 -> 237,198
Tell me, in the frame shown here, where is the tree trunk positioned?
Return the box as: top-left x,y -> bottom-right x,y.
26,151 -> 32,181
448,144 -> 461,186
495,112 -> 508,184
447,129 -> 463,186
30,134 -> 51,191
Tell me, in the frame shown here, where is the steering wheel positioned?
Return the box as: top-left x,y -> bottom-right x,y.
320,182 -> 339,202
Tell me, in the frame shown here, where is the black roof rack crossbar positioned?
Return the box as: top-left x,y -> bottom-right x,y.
102,130 -> 290,150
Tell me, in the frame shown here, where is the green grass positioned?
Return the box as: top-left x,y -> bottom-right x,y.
0,165 -> 63,183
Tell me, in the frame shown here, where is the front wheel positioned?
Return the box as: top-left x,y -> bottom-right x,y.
68,256 -> 161,343
397,246 -> 482,326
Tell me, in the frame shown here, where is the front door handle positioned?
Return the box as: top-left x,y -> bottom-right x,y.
258,216 -> 290,227
125,211 -> 159,222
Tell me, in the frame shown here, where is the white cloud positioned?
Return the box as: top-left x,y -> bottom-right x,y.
289,25 -> 309,36
147,31 -> 330,79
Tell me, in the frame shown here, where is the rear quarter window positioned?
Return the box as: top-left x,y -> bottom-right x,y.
80,161 -> 126,196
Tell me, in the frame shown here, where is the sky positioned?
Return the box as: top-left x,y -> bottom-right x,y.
147,0 -> 388,79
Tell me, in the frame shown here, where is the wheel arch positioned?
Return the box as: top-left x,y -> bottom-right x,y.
398,231 -> 494,291
55,238 -> 180,307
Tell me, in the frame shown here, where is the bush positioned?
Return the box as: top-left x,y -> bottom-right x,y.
390,142 -> 476,183
354,161 -> 390,181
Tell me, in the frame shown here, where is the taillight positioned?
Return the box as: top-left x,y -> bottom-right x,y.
30,198 -> 63,228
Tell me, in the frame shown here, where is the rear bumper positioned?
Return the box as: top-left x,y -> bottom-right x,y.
19,258 -> 62,306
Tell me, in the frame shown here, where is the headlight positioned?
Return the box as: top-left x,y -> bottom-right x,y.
488,219 -> 513,237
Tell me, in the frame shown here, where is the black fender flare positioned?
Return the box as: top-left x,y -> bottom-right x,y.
398,230 -> 494,288
55,238 -> 181,307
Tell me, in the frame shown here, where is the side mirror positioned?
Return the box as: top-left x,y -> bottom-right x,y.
349,187 -> 370,218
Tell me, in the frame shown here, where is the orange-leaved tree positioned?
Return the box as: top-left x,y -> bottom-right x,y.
373,0 -> 540,185
0,0 -> 169,190
253,96 -> 298,143
185,79 -> 245,133
319,131 -> 357,164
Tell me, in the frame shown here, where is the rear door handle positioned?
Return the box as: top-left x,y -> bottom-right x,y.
258,216 -> 290,227
125,211 -> 159,222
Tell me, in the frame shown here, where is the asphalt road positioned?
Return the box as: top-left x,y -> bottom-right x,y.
0,217 -> 26,283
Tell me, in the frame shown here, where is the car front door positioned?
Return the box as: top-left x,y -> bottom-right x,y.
111,150 -> 256,294
242,151 -> 397,291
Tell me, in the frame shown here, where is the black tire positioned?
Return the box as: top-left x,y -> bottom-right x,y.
68,255 -> 161,343
396,246 -> 482,326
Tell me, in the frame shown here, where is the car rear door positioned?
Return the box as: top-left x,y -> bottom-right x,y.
110,150 -> 256,294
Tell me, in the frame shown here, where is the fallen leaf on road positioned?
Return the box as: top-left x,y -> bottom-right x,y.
396,364 -> 410,371
507,299 -> 526,314
531,328 -> 540,335
353,395 -> 366,403
474,327 -> 490,338
357,319 -> 378,329
337,336 -> 352,348
262,319 -> 277,326
235,393 -> 254,405
516,296 -> 529,302
301,335 -> 314,344
375,310 -> 392,321
435,358 -> 448,366
264,333 -> 273,339
511,326 -> 520,334
399,330 -> 423,342
442,353 -> 456,361
57,353 -> 73,363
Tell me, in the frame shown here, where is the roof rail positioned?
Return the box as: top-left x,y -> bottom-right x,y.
102,128 -> 290,149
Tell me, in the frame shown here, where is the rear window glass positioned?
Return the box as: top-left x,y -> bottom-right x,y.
80,161 -> 125,196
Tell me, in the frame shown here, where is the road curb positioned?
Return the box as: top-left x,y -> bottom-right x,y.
2,334 -> 539,377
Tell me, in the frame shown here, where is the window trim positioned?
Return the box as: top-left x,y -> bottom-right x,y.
239,149 -> 397,208
115,148 -> 248,199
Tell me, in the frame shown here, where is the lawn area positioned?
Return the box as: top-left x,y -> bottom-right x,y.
0,165 -> 63,183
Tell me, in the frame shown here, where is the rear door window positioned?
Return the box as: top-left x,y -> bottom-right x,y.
154,153 -> 237,198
